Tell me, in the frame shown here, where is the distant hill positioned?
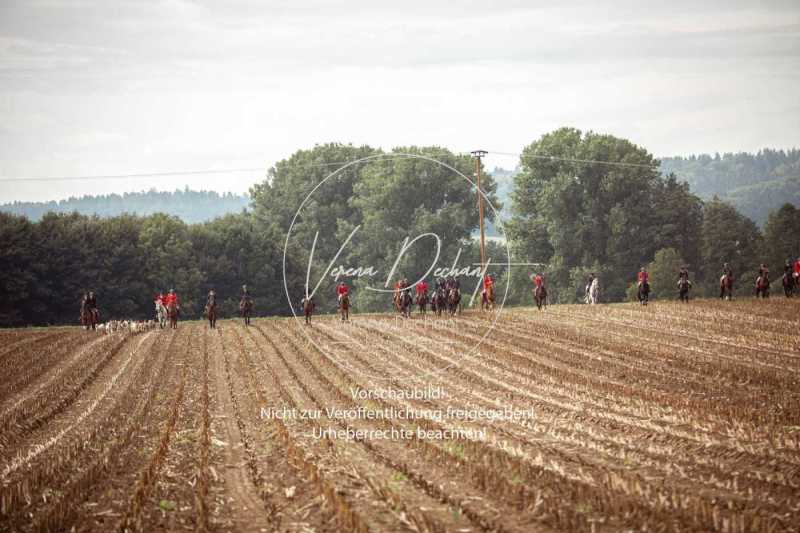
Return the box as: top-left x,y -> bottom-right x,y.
1,189 -> 250,224
660,148 -> 800,226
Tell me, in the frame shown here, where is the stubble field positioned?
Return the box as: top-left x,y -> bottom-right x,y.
0,298 -> 798,532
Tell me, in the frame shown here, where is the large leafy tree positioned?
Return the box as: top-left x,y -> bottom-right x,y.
342,146 -> 500,312
508,127 -> 695,302
700,198 -> 762,294
762,203 -> 800,274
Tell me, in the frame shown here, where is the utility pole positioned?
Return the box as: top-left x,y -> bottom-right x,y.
471,150 -> 488,273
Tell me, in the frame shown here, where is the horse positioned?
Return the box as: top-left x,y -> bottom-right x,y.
155,301 -> 167,329
719,274 -> 734,300
205,302 -> 217,329
301,297 -> 315,325
637,281 -> 650,306
782,273 -> 796,297
447,287 -> 461,315
80,306 -> 99,331
586,278 -> 600,305
431,288 -> 445,317
677,278 -> 692,303
480,284 -> 495,311
398,290 -> 412,319
416,292 -> 428,316
167,300 -> 179,329
240,297 -> 254,326
533,285 -> 547,310
755,275 -> 770,299
339,294 -> 350,322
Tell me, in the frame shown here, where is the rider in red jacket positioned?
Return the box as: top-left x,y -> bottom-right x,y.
794,258 -> 800,279
337,282 -> 349,302
533,273 -> 544,288
163,290 -> 179,307
637,268 -> 649,287
415,280 -> 428,296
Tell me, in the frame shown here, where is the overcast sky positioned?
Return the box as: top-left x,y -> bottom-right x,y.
1,0 -> 798,202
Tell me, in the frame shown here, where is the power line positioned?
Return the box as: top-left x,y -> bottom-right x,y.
0,149 -> 678,183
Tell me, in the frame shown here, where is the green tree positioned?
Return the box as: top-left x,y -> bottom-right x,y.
508,128 -> 663,302
0,213 -> 38,325
648,248 -> 684,300
762,203 -> 800,274
700,198 -> 763,295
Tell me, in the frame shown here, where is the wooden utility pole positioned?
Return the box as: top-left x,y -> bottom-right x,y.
471,150 -> 488,273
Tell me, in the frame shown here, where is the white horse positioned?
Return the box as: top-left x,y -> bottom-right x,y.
585,278 -> 600,305
155,301 -> 168,329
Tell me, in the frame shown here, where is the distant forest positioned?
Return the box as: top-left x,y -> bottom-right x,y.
660,148 -> 800,227
0,189 -> 250,224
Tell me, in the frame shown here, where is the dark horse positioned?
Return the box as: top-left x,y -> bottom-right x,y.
533,285 -> 547,310
80,305 -> 99,331
719,274 -> 734,300
205,302 -> 217,329
240,297 -> 254,326
167,300 -> 179,329
447,287 -> 461,316
339,294 -> 350,322
431,288 -> 445,317
678,278 -> 692,303
302,296 -> 315,325
637,282 -> 650,306
755,275 -> 770,299
398,290 -> 412,319
782,272 -> 796,298
416,292 -> 428,316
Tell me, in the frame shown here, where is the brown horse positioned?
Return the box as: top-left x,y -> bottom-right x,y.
302,297 -> 314,325
678,278 -> 692,303
481,284 -> 495,311
534,285 -> 547,310
755,275 -> 770,299
719,274 -> 734,300
416,292 -> 428,316
240,297 -> 254,326
397,290 -> 412,318
80,307 -> 99,331
167,300 -> 179,329
339,294 -> 350,322
783,273 -> 796,297
205,302 -> 217,328
447,287 -> 461,316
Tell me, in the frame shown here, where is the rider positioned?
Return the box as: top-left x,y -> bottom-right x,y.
336,281 -> 349,304
85,291 -> 97,313
532,272 -> 545,290
637,267 -> 649,288
415,278 -> 428,299
206,289 -> 216,307
154,292 -> 165,307
164,289 -> 180,310
482,273 -> 494,297
757,264 -> 770,285
240,284 -> 253,306
678,266 -> 689,282
793,257 -> 800,280
722,262 -> 734,280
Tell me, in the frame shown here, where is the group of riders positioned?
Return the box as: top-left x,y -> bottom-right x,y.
631,257 -> 800,305
80,285 -> 255,331
80,257 -> 800,330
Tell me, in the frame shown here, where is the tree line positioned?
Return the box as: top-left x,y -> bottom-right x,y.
1,134 -> 798,326
1,189 -> 250,224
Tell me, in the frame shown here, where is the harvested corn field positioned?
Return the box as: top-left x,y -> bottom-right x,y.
1,298 -> 799,532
